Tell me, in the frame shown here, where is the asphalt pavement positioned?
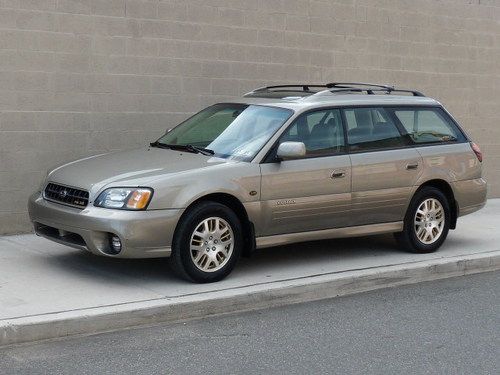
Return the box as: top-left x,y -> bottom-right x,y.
1,271 -> 499,375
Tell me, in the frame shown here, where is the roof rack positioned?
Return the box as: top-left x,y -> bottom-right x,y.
244,84 -> 329,98
326,82 -> 395,90
326,82 -> 425,97
244,82 -> 425,99
251,84 -> 329,93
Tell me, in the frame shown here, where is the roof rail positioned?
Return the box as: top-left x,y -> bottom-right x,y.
244,82 -> 425,98
325,82 -> 425,97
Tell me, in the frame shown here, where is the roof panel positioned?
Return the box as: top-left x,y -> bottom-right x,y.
228,94 -> 440,111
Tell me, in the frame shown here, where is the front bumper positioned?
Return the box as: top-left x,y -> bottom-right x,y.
28,192 -> 184,258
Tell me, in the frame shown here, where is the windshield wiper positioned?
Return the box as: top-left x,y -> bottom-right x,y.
149,141 -> 171,149
183,144 -> 215,156
149,142 -> 214,156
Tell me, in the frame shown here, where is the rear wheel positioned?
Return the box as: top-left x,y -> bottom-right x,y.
169,201 -> 242,283
395,187 -> 451,253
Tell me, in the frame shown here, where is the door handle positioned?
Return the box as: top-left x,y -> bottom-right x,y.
406,163 -> 419,170
331,170 -> 346,179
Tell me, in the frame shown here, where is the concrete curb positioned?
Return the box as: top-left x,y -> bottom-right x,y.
1,250 -> 499,347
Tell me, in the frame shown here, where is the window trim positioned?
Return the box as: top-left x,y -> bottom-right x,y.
261,104 -> 470,162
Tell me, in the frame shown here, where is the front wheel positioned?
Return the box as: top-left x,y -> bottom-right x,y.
395,187 -> 451,253
169,202 -> 243,283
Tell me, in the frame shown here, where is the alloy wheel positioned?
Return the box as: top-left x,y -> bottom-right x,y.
413,198 -> 445,245
189,217 -> 234,272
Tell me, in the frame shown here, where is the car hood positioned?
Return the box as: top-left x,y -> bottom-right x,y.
46,147 -> 229,196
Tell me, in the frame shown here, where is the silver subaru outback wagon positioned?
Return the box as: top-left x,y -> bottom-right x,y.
29,82 -> 487,283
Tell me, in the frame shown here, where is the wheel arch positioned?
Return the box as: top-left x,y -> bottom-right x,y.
176,192 -> 256,257
415,179 -> 458,229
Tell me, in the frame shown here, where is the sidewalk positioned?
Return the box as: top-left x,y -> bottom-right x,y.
1,200 -> 499,346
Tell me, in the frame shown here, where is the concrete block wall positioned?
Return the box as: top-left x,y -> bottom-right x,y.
0,0 -> 499,234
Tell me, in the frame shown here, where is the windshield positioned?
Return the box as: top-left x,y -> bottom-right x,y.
156,104 -> 293,161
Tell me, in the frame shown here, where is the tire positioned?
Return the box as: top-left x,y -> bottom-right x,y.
169,201 -> 243,283
395,187 -> 451,253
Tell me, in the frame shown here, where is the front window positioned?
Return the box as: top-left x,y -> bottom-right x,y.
157,104 -> 293,161
278,108 -> 345,157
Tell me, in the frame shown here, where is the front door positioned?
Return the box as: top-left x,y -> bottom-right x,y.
259,108 -> 352,236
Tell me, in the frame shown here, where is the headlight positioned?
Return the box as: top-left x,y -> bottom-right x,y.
94,188 -> 153,210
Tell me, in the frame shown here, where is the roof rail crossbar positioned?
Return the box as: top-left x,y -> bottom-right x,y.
252,84 -> 328,93
322,88 -> 364,94
326,82 -> 395,90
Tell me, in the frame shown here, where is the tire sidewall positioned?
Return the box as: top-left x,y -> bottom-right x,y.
173,202 -> 243,283
405,187 -> 451,253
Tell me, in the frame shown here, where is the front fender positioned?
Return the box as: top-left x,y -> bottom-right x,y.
147,162 -> 261,210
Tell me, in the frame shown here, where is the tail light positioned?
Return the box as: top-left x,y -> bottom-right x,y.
470,142 -> 483,162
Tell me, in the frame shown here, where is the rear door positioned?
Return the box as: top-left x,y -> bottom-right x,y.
259,108 -> 351,236
343,107 -> 423,226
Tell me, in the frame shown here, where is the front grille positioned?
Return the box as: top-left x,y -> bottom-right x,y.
44,183 -> 89,208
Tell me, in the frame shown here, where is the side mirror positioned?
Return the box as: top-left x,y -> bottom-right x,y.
276,141 -> 306,160
164,128 -> 172,135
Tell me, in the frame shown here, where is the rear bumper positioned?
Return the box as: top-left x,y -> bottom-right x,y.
28,192 -> 183,258
452,178 -> 487,217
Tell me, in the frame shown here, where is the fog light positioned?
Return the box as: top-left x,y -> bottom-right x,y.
110,235 -> 122,254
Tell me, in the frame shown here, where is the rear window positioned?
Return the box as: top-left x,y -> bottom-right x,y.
393,107 -> 464,144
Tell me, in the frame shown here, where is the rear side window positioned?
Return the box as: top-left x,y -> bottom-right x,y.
393,107 -> 463,144
343,107 -> 405,151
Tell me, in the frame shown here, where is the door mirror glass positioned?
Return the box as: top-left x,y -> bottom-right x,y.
276,142 -> 306,160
